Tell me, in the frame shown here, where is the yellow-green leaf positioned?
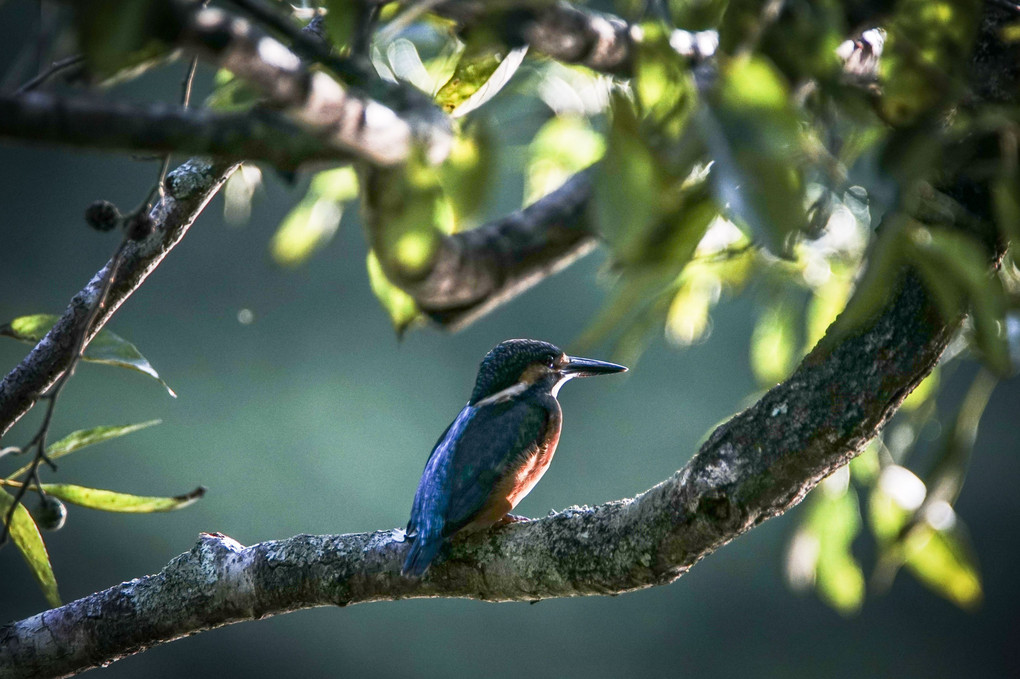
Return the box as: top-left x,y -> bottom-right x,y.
903,519 -> 982,609
9,420 -> 161,480
41,484 -> 205,513
367,251 -> 420,335
901,367 -> 940,411
1,314 -> 175,396
271,168 -> 358,267
525,116 -> 605,204
438,124 -> 494,228
751,298 -> 799,385
0,488 -> 60,607
435,37 -> 527,117
787,474 -> 865,615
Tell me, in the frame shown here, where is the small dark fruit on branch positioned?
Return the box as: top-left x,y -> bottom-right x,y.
34,496 -> 67,531
85,200 -> 121,232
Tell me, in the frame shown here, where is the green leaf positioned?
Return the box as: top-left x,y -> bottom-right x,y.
366,251 -> 420,335
904,224 -> 1009,374
592,93 -> 667,264
323,0 -> 359,51
437,124 -> 495,228
868,463 -> 982,609
9,420 -> 162,480
525,116 -> 605,204
1,314 -> 175,396
41,484 -> 205,513
787,472 -> 865,615
0,488 -> 60,607
750,297 -> 799,385
901,367 -> 940,411
271,168 -> 358,267
362,161 -> 448,281
632,22 -> 697,132
205,70 -> 262,112
880,0 -> 980,125
435,35 -> 527,116
804,275 -> 853,350
828,216 -> 906,341
903,518 -> 982,610
73,0 -> 175,78
665,277 -> 715,346
849,441 -> 881,485
702,56 -> 806,256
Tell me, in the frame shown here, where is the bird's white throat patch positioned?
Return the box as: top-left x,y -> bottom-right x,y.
473,381 -> 529,408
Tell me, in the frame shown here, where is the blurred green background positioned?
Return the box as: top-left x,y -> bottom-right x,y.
2,4 -> 1019,678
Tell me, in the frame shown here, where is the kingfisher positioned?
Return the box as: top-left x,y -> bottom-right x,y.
402,338 -> 627,577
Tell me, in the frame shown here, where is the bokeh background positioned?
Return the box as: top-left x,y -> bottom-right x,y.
2,4 -> 1019,678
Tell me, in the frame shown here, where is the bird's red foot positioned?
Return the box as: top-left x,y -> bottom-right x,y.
497,513 -> 530,525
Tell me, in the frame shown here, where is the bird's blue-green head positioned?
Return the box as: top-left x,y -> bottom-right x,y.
468,339 -> 627,405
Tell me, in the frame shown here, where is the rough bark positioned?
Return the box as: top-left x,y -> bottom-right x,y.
0,264 -> 953,678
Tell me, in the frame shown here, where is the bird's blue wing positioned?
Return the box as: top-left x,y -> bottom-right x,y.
403,406 -> 474,576
402,398 -> 550,576
441,397 -> 550,534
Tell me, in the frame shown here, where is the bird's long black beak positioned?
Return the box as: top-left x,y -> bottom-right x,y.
563,355 -> 628,377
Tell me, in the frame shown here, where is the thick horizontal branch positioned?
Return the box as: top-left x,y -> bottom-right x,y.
437,0 -> 718,75
0,262 -> 955,678
0,158 -> 237,437
177,4 -> 451,166
363,170 -> 597,330
0,92 -> 350,170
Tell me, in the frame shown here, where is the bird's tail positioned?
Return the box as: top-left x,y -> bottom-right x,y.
402,531 -> 443,578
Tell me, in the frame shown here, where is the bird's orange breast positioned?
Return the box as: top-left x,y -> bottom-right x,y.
463,413 -> 562,531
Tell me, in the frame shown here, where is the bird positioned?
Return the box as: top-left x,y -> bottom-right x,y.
402,338 -> 627,577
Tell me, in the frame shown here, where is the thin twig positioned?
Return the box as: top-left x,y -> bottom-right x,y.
153,57 -> 200,204
14,54 -> 84,95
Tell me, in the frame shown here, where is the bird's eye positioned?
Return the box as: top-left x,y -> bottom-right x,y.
547,357 -> 557,370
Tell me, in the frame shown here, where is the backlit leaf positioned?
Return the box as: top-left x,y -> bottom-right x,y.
526,116 -> 605,203
9,420 -> 162,480
367,251 -> 420,335
41,484 -> 205,513
1,315 -> 174,396
0,488 -> 59,607
751,297 -> 799,385
437,124 -> 495,228
271,167 -> 358,267
786,471 -> 864,615
436,36 -> 527,117
903,519 -> 982,609
702,56 -> 806,256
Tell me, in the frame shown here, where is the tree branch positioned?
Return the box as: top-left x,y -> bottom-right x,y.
0,158 -> 237,437
176,5 -> 451,166
0,260 -> 954,678
0,92 -> 354,170
436,0 -> 718,75
363,170 -> 597,330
